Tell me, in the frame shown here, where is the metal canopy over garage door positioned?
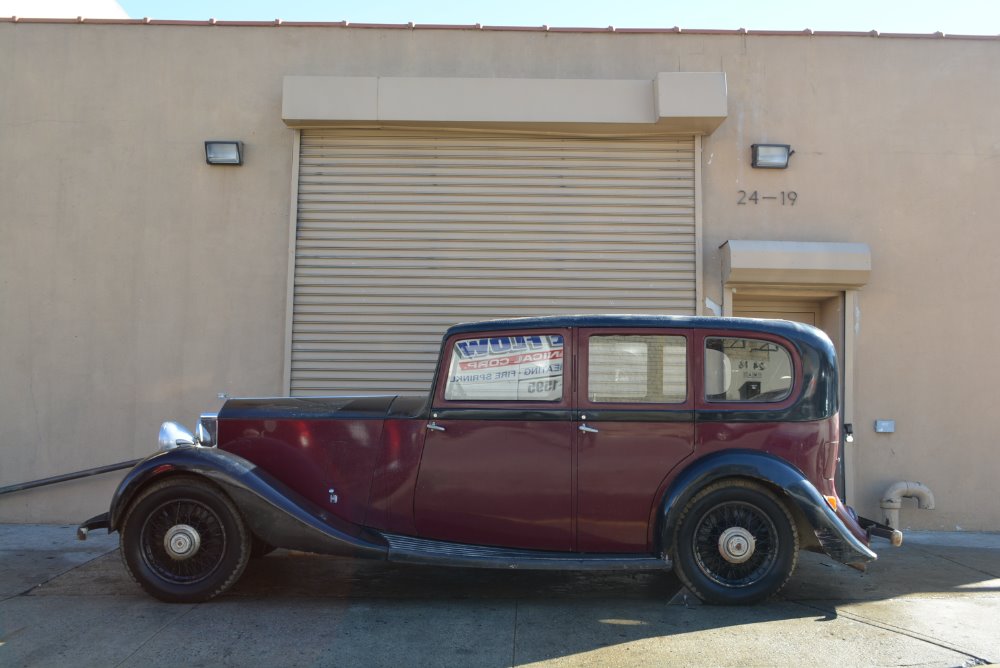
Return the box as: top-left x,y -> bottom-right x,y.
290,129 -> 697,395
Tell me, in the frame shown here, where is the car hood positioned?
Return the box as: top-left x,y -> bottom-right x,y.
217,395 -> 401,421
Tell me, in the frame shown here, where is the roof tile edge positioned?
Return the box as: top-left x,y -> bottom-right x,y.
0,17 -> 997,40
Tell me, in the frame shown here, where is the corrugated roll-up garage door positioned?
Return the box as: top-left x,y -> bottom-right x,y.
291,129 -> 696,395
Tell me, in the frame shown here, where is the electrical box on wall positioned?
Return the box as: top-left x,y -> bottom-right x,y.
874,420 -> 896,433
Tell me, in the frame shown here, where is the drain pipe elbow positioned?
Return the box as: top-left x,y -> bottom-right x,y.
881,481 -> 935,529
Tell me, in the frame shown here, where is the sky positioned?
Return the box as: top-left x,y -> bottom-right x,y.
6,0 -> 1000,35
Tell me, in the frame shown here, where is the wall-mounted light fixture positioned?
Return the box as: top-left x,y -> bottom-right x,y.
204,141 -> 244,165
751,143 -> 794,169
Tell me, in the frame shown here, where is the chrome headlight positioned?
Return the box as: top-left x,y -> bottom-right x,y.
195,412 -> 218,447
159,421 -> 196,451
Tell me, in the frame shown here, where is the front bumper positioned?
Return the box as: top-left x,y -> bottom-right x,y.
77,512 -> 110,540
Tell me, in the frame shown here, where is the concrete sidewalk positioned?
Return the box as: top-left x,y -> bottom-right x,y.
0,525 -> 997,667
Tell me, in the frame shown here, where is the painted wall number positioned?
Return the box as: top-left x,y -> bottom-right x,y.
737,190 -> 798,206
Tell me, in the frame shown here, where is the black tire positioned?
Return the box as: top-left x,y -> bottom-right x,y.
673,479 -> 798,605
120,476 -> 251,603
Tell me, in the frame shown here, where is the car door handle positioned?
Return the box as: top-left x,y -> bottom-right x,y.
426,422 -> 446,432
578,424 -> 599,434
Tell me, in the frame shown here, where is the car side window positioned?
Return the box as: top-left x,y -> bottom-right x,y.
588,335 -> 687,403
444,334 -> 564,401
704,337 -> 793,402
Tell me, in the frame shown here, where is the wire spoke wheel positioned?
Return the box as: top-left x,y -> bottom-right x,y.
141,499 -> 227,585
673,480 -> 798,605
121,476 -> 251,603
692,500 -> 778,588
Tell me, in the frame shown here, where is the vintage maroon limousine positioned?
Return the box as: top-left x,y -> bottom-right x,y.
79,315 -> 898,605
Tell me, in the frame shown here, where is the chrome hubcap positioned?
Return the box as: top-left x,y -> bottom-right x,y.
164,524 -> 201,560
718,526 -> 756,564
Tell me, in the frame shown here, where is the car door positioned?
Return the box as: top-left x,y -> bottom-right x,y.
413,328 -> 574,551
575,328 -> 695,552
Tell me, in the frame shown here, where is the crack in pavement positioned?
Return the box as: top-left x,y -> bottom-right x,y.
112,604 -> 199,668
0,545 -> 118,603
908,545 -> 1000,581
788,599 -> 992,666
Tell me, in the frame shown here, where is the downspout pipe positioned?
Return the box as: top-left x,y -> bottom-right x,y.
881,481 -> 935,529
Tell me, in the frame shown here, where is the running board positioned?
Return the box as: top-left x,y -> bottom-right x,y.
380,532 -> 671,571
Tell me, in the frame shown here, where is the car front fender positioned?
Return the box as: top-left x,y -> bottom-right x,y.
107,447 -> 387,559
656,449 -> 877,567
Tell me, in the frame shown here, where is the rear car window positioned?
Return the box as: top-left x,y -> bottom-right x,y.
704,337 -> 793,402
588,335 -> 687,403
444,334 -> 564,401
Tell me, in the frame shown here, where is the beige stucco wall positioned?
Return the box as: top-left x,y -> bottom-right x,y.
697,35 -> 1000,531
1,22 -> 997,530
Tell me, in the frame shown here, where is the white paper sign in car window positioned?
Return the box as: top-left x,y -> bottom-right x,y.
445,335 -> 564,401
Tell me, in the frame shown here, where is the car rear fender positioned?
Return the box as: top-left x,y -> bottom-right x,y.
655,449 -> 876,567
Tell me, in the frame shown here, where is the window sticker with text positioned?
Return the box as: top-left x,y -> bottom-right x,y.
704,337 -> 792,402
444,334 -> 564,401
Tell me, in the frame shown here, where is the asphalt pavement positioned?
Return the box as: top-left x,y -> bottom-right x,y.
0,524 -> 998,667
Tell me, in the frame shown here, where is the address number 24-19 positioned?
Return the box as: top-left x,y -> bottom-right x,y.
737,191 -> 798,206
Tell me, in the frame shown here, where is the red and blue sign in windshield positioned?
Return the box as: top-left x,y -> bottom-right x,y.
446,335 -> 564,401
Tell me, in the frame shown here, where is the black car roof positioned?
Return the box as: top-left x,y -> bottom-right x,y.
445,314 -> 821,340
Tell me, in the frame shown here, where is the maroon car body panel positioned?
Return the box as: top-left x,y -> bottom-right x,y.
366,418 -> 428,536
218,415 -> 385,530
577,420 -> 695,551
414,419 -> 574,550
